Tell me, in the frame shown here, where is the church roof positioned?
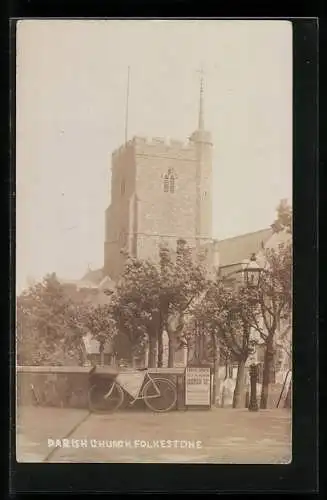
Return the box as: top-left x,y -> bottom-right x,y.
215,228 -> 273,268
80,268 -> 104,285
98,275 -> 116,292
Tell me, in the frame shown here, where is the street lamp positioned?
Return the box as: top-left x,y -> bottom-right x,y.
242,253 -> 263,288
242,254 -> 265,411
228,254 -> 264,411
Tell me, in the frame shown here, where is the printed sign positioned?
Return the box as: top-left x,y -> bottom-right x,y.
116,371 -> 146,398
185,366 -> 211,406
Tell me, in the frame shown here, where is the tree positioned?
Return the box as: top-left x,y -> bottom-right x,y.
194,277 -> 261,408
78,302 -> 117,365
248,242 -> 292,409
271,199 -> 292,234
159,239 -> 207,367
109,259 -> 161,367
109,240 -> 207,368
17,273 -> 87,366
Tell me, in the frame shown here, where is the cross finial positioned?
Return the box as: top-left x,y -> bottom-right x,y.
197,64 -> 204,86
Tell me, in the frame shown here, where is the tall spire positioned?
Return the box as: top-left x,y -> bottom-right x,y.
190,64 -> 211,143
197,65 -> 205,131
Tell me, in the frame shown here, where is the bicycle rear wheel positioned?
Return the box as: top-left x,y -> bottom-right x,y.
88,380 -> 124,413
143,378 -> 177,412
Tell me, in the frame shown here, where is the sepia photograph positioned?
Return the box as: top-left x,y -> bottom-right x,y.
15,19 -> 292,464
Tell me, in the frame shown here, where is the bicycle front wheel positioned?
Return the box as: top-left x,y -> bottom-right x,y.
88,380 -> 124,413
143,377 -> 177,412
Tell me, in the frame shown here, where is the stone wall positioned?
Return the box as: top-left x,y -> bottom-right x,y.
135,139 -> 197,263
17,366 -> 94,409
17,365 -> 289,411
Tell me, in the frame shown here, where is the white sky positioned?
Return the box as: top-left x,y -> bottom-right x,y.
16,20 -> 292,293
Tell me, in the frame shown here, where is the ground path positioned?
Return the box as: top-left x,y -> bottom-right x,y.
16,405 -> 291,464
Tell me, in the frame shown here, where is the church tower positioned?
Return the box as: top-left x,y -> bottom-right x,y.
104,73 -> 213,280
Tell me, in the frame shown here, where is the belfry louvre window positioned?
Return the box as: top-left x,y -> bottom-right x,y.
163,169 -> 176,193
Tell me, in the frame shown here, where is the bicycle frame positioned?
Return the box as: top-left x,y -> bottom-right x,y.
127,372 -> 161,406
103,383 -> 116,400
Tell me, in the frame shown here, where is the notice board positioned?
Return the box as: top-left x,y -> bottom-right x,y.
185,366 -> 211,407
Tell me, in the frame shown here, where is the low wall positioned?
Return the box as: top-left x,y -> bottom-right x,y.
16,366 -> 186,411
16,366 -> 289,411
17,366 -> 94,409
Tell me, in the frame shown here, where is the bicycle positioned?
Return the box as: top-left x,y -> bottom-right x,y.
30,377 -> 72,408
88,369 -> 178,413
30,380 -> 58,406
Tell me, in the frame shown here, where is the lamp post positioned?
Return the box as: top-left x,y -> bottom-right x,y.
248,363 -> 259,411
242,253 -> 264,411
228,253 -> 264,410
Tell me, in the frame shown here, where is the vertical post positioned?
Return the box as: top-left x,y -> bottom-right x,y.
195,65 -> 205,259
183,344 -> 188,366
125,66 -> 130,143
176,373 -> 186,410
248,363 -> 259,412
144,345 -> 149,368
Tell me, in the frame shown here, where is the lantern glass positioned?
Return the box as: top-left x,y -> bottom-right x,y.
244,254 -> 262,287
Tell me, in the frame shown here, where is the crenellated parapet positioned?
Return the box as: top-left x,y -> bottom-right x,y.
134,135 -> 196,161
112,135 -> 197,162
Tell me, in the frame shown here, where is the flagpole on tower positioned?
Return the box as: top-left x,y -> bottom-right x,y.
196,63 -> 205,131
125,66 -> 131,144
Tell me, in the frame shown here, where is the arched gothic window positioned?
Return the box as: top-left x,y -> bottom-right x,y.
163,169 -> 176,193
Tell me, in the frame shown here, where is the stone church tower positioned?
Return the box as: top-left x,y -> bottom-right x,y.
104,76 -> 213,280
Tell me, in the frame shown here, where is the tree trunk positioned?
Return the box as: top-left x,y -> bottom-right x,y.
168,333 -> 175,368
260,337 -> 274,409
212,336 -> 220,406
99,343 -> 105,366
232,358 -> 246,408
167,312 -> 183,368
284,379 -> 292,408
144,346 -> 149,368
157,330 -> 163,368
78,342 -> 86,366
195,333 -> 204,363
148,335 -> 158,368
